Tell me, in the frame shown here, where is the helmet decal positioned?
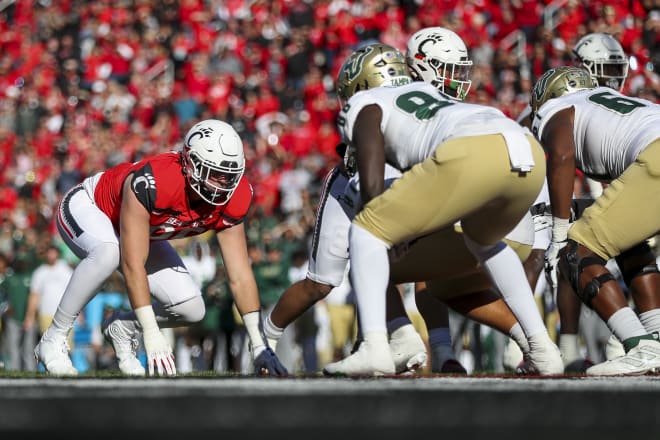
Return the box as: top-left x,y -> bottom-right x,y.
336,43 -> 412,103
344,46 -> 374,84
531,66 -> 598,114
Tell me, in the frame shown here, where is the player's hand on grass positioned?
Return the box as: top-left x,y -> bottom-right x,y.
143,327 -> 176,376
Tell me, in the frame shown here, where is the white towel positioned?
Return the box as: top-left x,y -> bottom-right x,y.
501,130 -> 535,173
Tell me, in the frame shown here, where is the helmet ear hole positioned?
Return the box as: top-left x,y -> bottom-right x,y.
183,119 -> 245,206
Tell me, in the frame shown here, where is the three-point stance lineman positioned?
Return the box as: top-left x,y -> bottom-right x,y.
324,37 -> 563,376
530,66 -> 660,376
35,119 -> 287,377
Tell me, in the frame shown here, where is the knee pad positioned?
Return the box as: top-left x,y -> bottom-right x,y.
615,241 -> 659,286
159,295 -> 206,324
561,240 -> 615,308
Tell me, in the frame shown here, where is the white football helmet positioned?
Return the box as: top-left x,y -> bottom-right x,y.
572,33 -> 629,91
406,27 -> 473,100
183,119 -> 245,206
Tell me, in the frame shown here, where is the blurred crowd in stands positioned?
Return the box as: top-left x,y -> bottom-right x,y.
1,0 -> 660,375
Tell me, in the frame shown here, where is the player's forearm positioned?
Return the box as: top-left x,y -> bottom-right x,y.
122,262 -> 152,310
547,154 -> 575,220
231,279 -> 267,353
548,176 -> 574,220
229,278 -> 261,315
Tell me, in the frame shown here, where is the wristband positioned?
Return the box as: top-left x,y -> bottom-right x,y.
243,311 -> 265,348
135,305 -> 159,332
551,216 -> 570,242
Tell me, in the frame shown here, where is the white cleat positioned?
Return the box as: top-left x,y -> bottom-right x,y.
103,312 -> 146,376
526,334 -> 564,375
323,332 -> 395,376
587,338 -> 660,376
389,325 -> 428,374
605,334 -> 626,360
34,335 -> 78,376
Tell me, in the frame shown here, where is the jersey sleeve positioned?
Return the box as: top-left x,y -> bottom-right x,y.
338,91 -> 386,144
129,162 -> 158,212
216,178 -> 253,228
531,99 -> 573,141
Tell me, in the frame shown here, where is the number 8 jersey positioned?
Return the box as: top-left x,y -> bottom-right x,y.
531,86 -> 660,181
338,81 -> 527,171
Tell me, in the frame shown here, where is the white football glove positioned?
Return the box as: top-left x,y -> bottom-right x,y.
135,305 -> 176,376
142,326 -> 176,377
544,217 -> 571,291
544,239 -> 567,291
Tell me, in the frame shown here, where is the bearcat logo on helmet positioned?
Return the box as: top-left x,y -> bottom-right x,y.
414,32 -> 445,61
187,125 -> 215,152
574,36 -> 594,54
186,127 -> 213,151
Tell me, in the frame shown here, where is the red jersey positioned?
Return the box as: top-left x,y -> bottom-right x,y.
94,152 -> 252,241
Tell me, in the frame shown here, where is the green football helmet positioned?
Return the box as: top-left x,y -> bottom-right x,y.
531,66 -> 598,114
336,43 -> 412,104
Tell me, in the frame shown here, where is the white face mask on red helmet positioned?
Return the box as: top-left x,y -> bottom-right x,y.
183,119 -> 245,206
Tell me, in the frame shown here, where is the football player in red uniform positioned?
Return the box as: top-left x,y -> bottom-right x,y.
35,119 -> 287,377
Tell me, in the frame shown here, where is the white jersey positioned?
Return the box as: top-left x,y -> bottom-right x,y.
532,87 -> 660,181
343,164 -> 402,215
306,164 -> 401,287
339,81 -> 532,171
